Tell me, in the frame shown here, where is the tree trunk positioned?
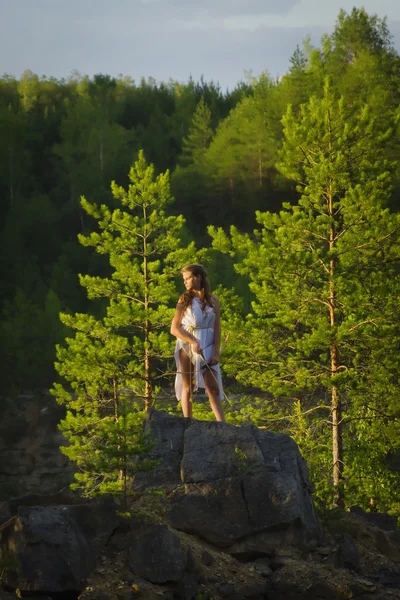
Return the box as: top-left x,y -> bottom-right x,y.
143,205 -> 152,411
99,126 -> 104,177
329,189 -> 344,507
9,141 -> 14,205
112,377 -> 124,482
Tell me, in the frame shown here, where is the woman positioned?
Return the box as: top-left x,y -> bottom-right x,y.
170,264 -> 225,422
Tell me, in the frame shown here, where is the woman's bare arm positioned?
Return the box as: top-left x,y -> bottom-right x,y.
170,301 -> 202,353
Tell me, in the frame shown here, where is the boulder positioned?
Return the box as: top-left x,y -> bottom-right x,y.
334,534 -> 360,572
350,506 -> 398,532
127,523 -> 186,584
0,394 -> 74,501
0,496 -> 118,592
135,410 -> 321,554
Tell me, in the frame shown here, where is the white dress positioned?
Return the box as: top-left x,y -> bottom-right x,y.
174,297 -> 224,401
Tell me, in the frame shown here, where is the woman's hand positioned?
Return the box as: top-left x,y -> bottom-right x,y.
209,351 -> 220,366
191,340 -> 203,355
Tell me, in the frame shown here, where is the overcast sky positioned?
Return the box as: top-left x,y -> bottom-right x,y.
1,0 -> 400,90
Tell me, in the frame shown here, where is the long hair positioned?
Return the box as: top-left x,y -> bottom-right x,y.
179,264 -> 213,311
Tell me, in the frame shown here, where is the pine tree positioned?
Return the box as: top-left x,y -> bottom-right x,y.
202,75 -> 282,228
210,80 -> 400,510
180,96 -> 213,166
52,151 -> 196,499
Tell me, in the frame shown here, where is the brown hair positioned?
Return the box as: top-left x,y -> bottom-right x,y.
179,264 -> 213,311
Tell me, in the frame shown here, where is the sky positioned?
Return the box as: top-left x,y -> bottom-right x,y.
1,0 -> 400,90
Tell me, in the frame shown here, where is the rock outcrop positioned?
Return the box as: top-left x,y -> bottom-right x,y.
0,493 -> 118,593
1,410 -> 399,600
0,393 -> 74,500
135,410 -> 321,555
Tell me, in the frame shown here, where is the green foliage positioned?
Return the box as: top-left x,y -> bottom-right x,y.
180,97 -> 213,167
0,72 -> 242,392
0,289 -> 66,392
56,395 -> 157,501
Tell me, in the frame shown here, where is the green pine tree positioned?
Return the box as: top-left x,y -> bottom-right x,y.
180,96 -> 213,166
52,151 -> 197,499
210,80 -> 400,510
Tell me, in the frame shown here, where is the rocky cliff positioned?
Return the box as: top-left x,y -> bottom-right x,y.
0,409 -> 399,600
0,393 -> 74,500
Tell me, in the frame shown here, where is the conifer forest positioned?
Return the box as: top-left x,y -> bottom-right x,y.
1,9 -> 400,513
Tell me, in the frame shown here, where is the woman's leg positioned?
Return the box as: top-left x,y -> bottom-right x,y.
179,349 -> 193,418
204,368 -> 225,422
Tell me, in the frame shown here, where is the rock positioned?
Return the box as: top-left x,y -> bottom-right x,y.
372,529 -> 400,561
176,571 -> 199,600
135,411 -> 186,489
270,556 -> 300,571
84,593 -> 115,600
136,411 -> 321,554
218,582 -> 236,597
350,506 -> 398,531
350,581 -> 377,595
317,546 -> 332,556
0,497 -> 118,592
127,524 -> 186,584
254,557 -> 273,577
269,560 -> 373,600
378,568 -> 400,589
185,548 -> 196,573
354,595 -> 384,600
6,488 -> 79,515
305,538 -> 319,552
304,581 -> 353,599
389,528 -> 400,546
168,477 -> 248,546
270,578 -> 354,600
334,535 -> 360,572
201,550 -> 214,566
0,393 -> 74,501
234,582 -> 269,599
116,593 -> 133,600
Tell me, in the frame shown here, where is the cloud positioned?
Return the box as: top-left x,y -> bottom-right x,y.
156,0 -> 299,17
186,0 -> 400,31
0,0 -> 399,90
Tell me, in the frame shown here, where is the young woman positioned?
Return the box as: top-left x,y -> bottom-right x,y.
170,264 -> 225,422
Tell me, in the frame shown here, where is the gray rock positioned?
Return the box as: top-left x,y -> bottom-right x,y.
135,410 -> 186,489
201,550 -> 214,566
305,538 -> 319,552
0,394 -> 74,501
0,497 -> 118,592
303,581 -> 349,599
378,568 -> 400,589
7,489 -> 78,515
373,529 -> 400,561
116,593 -> 133,600
218,582 -> 236,597
176,571 -> 199,600
137,411 -> 321,554
350,506 -> 398,531
127,524 -> 186,584
334,534 -> 360,572
270,556 -> 300,571
254,557 -> 273,577
350,581 -> 377,595
168,477 -> 250,546
235,582 -> 269,599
